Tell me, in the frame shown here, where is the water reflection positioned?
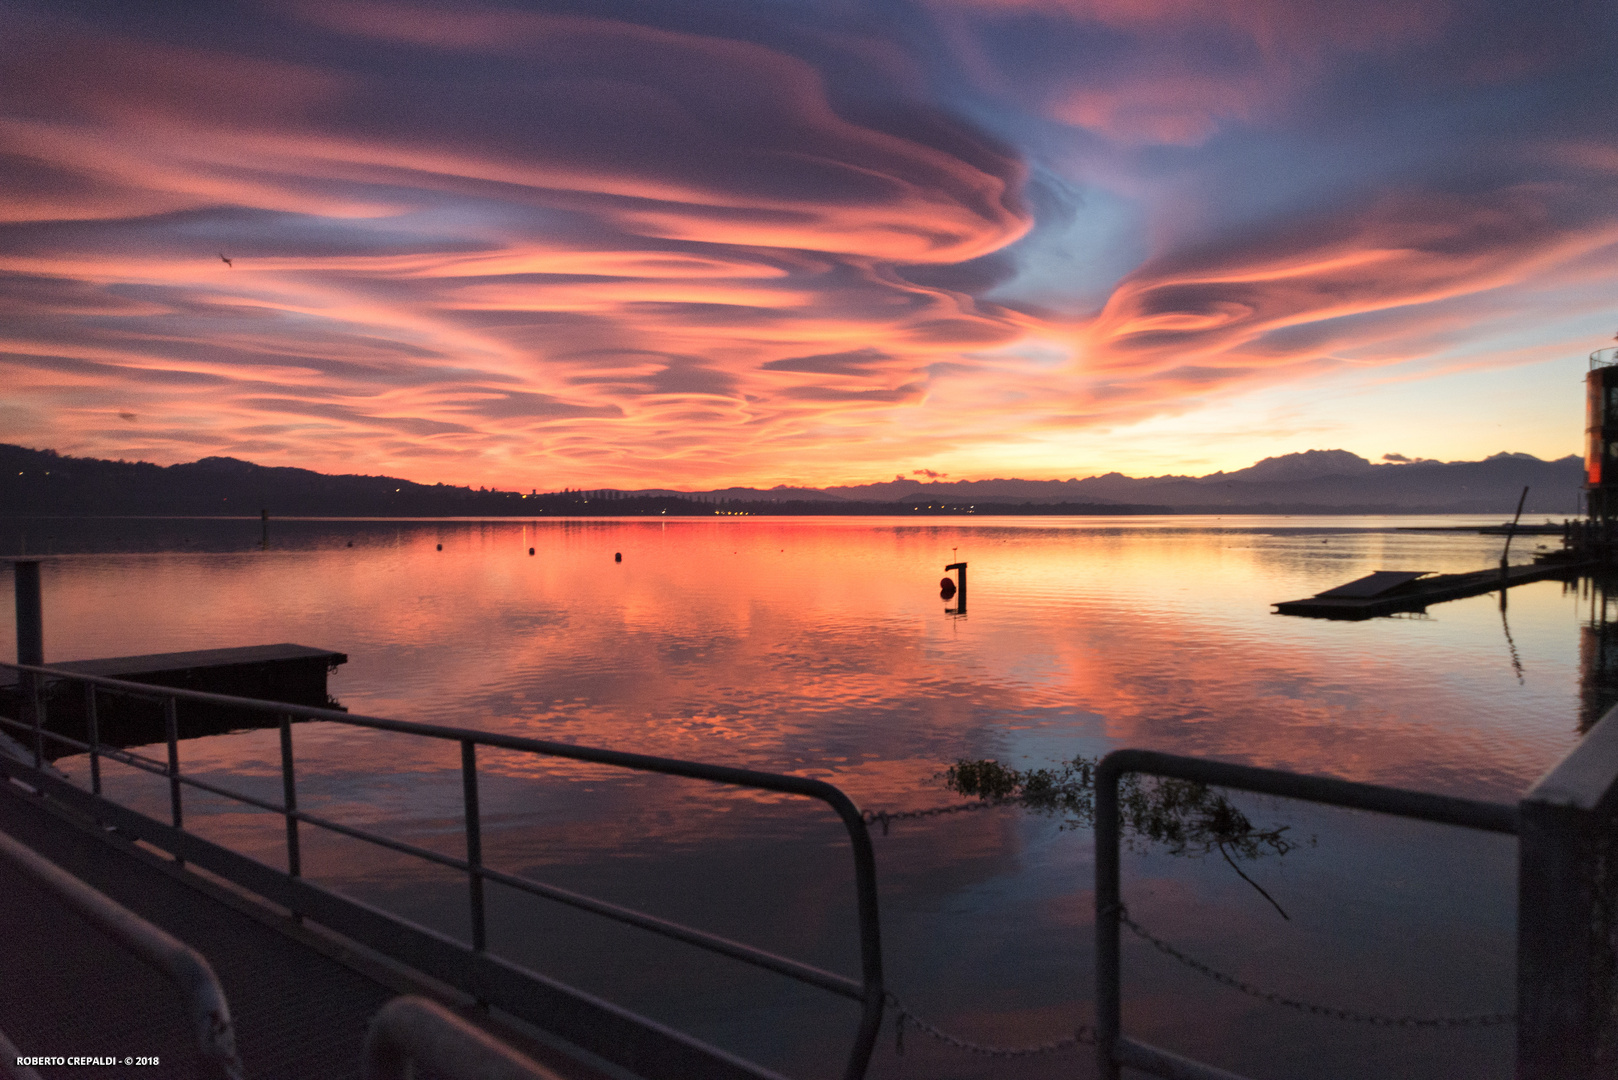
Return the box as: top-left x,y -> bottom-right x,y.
1499,592 -> 1526,685
942,756 -> 1300,918
1578,573 -> 1618,733
7,516 -> 1597,1080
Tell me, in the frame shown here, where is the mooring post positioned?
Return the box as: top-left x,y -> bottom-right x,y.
13,560 -> 43,766
14,559 -> 41,668
945,561 -> 967,613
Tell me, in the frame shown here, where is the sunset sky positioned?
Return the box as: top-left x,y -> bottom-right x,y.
3,0 -> 1615,490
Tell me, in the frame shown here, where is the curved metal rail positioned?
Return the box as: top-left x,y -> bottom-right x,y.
1093,748 -> 1519,1080
0,828 -> 244,1079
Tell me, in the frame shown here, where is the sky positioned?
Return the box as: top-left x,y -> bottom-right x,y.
2,0 -> 1616,490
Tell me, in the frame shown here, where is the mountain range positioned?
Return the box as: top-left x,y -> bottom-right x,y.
0,443 -> 1585,516
642,449 -> 1584,513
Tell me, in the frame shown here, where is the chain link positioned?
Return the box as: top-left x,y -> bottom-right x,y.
1116,906 -> 1517,1029
863,805 -> 1516,1033
885,993 -> 1094,1057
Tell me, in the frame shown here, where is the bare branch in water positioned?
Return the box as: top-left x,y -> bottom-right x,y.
941,756 -> 1301,917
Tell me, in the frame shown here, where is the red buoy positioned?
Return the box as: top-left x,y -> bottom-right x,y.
939,577 -> 957,600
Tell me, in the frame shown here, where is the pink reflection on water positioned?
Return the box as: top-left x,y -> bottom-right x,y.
25,517 -> 1565,1078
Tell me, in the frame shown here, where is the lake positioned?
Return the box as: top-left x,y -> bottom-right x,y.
1,514 -> 1600,1079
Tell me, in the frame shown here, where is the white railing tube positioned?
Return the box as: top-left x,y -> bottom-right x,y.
0,830 -> 243,1079
362,996 -> 562,1080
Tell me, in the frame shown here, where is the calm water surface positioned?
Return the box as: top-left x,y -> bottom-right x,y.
3,515 -> 1603,1079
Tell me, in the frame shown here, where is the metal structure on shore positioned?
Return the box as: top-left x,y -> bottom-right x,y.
1587,347 -> 1618,523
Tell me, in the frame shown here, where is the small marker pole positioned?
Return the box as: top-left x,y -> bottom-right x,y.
1501,485 -> 1529,575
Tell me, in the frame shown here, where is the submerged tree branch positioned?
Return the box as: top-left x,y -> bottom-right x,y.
941,756 -> 1301,918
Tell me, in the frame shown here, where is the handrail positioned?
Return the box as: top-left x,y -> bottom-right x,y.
0,1028 -> 45,1080
0,829 -> 244,1079
362,997 -> 561,1080
0,658 -> 886,1080
1093,748 -> 1519,1080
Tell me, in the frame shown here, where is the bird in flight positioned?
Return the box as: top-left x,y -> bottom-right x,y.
218,253 -> 233,267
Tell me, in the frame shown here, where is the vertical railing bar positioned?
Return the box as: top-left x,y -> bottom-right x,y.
279,715 -> 301,878
164,696 -> 182,830
462,739 -> 486,953
85,682 -> 101,796
30,677 -> 44,770
1095,760 -> 1123,1080
832,797 -> 886,1080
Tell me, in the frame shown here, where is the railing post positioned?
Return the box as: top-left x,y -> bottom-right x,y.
461,740 -> 486,952
85,683 -> 101,796
820,789 -> 886,1080
30,674 -> 45,770
280,715 -> 301,878
1095,757 -> 1123,1080
165,696 -> 183,831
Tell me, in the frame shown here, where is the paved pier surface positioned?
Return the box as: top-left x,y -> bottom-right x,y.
0,783 -> 611,1080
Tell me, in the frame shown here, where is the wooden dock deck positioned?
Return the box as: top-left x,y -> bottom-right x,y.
1273,561 -> 1591,620
0,645 -> 348,758
0,781 -> 612,1080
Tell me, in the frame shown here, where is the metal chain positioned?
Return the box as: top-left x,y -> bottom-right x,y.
862,800 -> 1011,835
885,993 -> 1094,1057
1116,906 -> 1517,1029
864,810 -> 1514,1033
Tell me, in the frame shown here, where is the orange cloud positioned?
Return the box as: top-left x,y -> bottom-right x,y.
0,0 -> 1612,485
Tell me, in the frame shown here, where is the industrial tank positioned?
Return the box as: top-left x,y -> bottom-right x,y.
1588,347 -> 1618,520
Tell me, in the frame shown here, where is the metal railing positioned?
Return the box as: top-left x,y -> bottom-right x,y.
1093,749 -> 1521,1080
0,827 -> 244,1079
0,659 -> 886,1080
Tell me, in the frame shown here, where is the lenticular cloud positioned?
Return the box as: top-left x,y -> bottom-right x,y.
1,0 -> 1614,485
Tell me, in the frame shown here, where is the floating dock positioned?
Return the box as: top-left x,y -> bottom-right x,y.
0,644 -> 346,756
1273,562 -> 1592,620
1394,522 -> 1569,536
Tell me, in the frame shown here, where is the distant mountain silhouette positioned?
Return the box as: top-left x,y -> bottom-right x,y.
805,449 -> 1581,512
0,443 -> 1583,516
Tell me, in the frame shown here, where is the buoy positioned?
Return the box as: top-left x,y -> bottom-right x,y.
615,552 -> 622,562
940,577 -> 957,600
436,543 -> 442,551
529,547 -> 535,555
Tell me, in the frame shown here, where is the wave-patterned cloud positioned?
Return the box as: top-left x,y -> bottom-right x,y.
2,0 -> 1614,484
